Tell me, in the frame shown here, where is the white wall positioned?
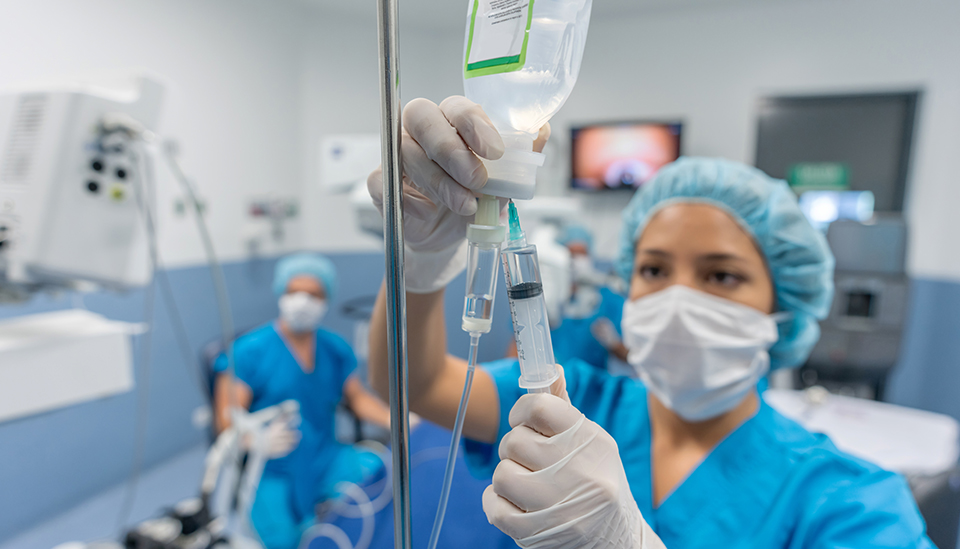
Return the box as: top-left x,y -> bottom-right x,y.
0,0 -> 310,267
2,0 -> 956,281
541,0 -> 960,279
299,0 -> 960,284
299,7 -> 464,253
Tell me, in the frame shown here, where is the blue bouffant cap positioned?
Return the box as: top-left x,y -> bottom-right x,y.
557,224 -> 593,251
273,252 -> 338,300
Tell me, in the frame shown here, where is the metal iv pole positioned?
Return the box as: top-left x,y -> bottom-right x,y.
376,0 -> 412,547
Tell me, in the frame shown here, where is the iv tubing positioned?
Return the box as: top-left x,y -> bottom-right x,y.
427,332 -> 481,549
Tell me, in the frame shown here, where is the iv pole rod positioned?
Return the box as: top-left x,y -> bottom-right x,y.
376,0 -> 412,547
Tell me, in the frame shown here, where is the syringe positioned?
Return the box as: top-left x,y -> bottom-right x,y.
501,201 -> 560,393
428,193 -> 504,549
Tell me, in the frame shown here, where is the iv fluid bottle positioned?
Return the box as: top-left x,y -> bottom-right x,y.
462,0 -> 593,200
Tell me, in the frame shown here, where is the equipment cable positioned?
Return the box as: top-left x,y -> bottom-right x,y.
115,140 -> 160,532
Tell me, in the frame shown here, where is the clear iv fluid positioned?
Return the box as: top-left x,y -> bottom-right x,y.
509,284 -> 558,389
463,240 -> 500,333
464,1 -> 594,139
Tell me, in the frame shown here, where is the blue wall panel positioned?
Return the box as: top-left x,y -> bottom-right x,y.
887,278 -> 960,423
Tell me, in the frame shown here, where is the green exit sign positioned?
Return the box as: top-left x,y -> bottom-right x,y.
788,163 -> 850,191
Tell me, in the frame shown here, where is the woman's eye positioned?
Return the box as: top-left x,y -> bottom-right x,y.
638,265 -> 665,279
708,271 -> 743,287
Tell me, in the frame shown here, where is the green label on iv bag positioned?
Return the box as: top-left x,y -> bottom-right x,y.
464,0 -> 535,79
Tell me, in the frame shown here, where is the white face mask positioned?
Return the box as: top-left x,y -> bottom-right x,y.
621,285 -> 779,421
564,285 -> 601,319
571,255 -> 594,281
278,292 -> 327,333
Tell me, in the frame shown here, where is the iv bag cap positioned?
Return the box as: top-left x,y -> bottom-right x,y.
480,145 -> 545,200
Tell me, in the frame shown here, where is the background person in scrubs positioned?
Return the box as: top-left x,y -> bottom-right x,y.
214,252 -> 390,549
366,96 -> 933,548
553,224 -> 629,371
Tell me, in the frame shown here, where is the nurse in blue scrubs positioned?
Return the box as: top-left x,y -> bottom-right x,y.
365,96 -> 933,548
213,253 -> 390,549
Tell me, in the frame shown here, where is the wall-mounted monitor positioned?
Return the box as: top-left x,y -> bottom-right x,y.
571,121 -> 682,191
755,92 -> 920,212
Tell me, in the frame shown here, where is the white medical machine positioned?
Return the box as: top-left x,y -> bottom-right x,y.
0,76 -> 163,296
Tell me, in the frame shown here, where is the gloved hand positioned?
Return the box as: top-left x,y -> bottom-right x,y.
244,416 -> 301,459
591,317 -> 622,350
483,393 -> 666,549
367,96 -> 549,293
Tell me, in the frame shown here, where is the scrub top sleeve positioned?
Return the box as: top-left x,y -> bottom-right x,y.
463,359 -> 526,479
215,334 -> 268,394
801,468 -> 934,548
213,352 -> 228,374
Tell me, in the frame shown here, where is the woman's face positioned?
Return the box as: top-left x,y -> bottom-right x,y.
285,275 -> 326,300
629,203 -> 775,314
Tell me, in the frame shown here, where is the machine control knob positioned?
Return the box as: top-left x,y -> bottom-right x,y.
91,159 -> 104,172
87,181 -> 100,194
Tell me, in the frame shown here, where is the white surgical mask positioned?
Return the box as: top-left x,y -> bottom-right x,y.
564,285 -> 601,319
621,285 -> 779,421
571,255 -> 594,281
279,292 -> 327,333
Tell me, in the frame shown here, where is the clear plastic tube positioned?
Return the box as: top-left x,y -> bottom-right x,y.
432,195 -> 503,549
427,333 -> 480,549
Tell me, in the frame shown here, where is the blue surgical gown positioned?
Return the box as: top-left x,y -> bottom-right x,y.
551,287 -> 625,371
214,323 -> 374,549
465,359 -> 934,548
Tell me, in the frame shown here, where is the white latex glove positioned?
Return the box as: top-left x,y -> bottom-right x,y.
367,96 -> 549,293
591,317 -> 622,350
245,416 -> 301,459
483,394 -> 665,549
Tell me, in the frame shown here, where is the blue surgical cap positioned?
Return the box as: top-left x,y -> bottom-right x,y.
557,224 -> 593,251
273,252 -> 338,300
617,157 -> 835,370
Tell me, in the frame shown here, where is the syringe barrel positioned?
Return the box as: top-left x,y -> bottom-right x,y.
502,243 -> 559,390
462,226 -> 503,334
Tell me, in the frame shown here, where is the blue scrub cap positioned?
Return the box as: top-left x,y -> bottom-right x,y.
617,157 -> 835,370
273,252 -> 338,300
557,224 -> 594,251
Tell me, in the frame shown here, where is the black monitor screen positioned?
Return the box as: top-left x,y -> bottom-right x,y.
755,92 -> 919,212
571,121 -> 682,191
845,291 -> 876,318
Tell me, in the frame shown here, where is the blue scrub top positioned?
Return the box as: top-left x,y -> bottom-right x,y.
214,322 -> 357,520
465,359 -> 933,548
552,287 -> 625,371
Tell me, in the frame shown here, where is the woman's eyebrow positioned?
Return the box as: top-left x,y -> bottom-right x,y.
637,248 -> 672,257
699,252 -> 748,263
